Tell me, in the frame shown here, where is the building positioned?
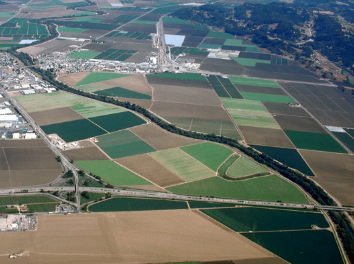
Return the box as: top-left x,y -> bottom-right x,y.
13,133 -> 20,139
25,133 -> 37,139
0,115 -> 18,121
0,108 -> 12,115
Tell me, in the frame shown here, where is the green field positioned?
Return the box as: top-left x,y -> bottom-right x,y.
0,195 -> 59,206
231,57 -> 270,67
89,111 -> 145,132
344,128 -> 354,138
75,160 -> 151,186
89,197 -> 188,212
80,192 -> 105,205
188,201 -> 235,209
96,130 -> 156,159
0,12 -> 16,18
75,72 -> 130,86
227,156 -> 269,178
58,27 -> 87,33
202,207 -> 329,232
94,87 -> 151,100
240,92 -> 296,104
250,145 -> 314,176
221,98 -> 280,129
218,155 -> 239,176
284,130 -> 348,153
27,203 -> 58,212
131,20 -> 156,24
149,72 -> 207,81
41,119 -> 107,142
150,148 -> 215,182
207,31 -> 234,39
223,39 -> 255,48
180,142 -> 233,171
332,131 -> 354,152
74,17 -> 102,22
198,43 -> 222,49
163,17 -> 193,24
243,230 -> 343,264
71,101 -> 125,118
68,51 -> 101,59
229,77 -> 280,88
167,175 -> 308,203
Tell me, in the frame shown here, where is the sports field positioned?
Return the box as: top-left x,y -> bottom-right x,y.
68,51 -> 101,59
222,98 -> 280,129
202,207 -> 329,232
167,175 -> 308,203
94,87 -> 152,100
75,72 -> 130,86
148,72 -> 207,81
89,111 -> 146,132
150,148 -> 215,182
180,142 -> 233,171
227,156 -> 269,178
284,130 -> 348,153
240,92 -> 296,104
41,119 -> 107,142
232,57 -> 270,67
229,77 -> 280,88
75,160 -> 151,186
96,130 -> 156,159
88,197 -> 188,212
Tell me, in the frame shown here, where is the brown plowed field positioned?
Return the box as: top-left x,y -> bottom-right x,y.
147,77 -> 213,89
0,210 -> 276,264
129,124 -> 198,150
151,83 -> 221,106
30,107 -> 84,126
299,150 -> 354,206
273,115 -> 327,134
63,146 -> 109,161
151,101 -> 232,121
58,72 -> 90,87
239,126 -> 295,148
0,140 -> 62,188
263,102 -> 310,117
116,153 -> 184,187
103,74 -> 152,96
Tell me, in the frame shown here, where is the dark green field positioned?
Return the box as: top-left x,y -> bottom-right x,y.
201,207 -> 329,232
243,230 -> 343,264
0,195 -> 59,206
284,130 -> 347,153
332,132 -> 354,152
88,197 -> 188,212
344,128 -> 354,138
89,112 -> 146,132
188,201 -> 235,209
41,119 -> 106,142
250,145 -> 314,176
94,87 -> 151,100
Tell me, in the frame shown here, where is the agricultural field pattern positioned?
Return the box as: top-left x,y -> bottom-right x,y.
0,0 -> 353,263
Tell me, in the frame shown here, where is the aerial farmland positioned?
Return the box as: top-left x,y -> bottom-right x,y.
0,0 -> 353,263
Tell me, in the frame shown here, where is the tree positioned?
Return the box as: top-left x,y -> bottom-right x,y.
105,192 -> 111,199
81,191 -> 90,199
55,156 -> 61,162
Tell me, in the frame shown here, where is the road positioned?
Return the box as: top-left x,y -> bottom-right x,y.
0,87 -> 81,211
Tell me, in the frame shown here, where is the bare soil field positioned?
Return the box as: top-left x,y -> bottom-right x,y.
151,83 -> 222,106
116,153 -> 184,187
147,77 -> 212,89
19,39 -> 83,55
0,210 -> 278,264
30,107 -> 84,126
129,124 -> 198,150
63,146 -> 109,161
9,169 -> 62,187
19,7 -> 81,18
299,150 -> 354,206
151,101 -> 232,121
262,102 -> 310,117
58,72 -> 90,87
200,58 -> 246,75
0,139 -> 46,148
274,115 -> 327,134
239,126 -> 295,148
103,74 -> 152,95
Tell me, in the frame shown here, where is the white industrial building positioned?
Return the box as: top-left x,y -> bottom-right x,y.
25,132 -> 37,139
0,108 -> 12,115
0,115 -> 18,121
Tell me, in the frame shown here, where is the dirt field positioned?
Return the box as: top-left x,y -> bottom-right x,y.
274,115 -> 327,134
299,150 -> 354,206
0,210 -> 279,264
63,145 -> 109,161
100,74 -> 152,96
129,124 -> 198,150
116,153 -> 184,187
19,39 -> 83,56
239,126 -> 295,148
0,140 -> 62,188
262,102 -> 310,117
58,72 -> 90,87
30,107 -> 84,126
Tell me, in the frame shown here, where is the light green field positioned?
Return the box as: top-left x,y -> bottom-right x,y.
221,98 -> 280,129
74,82 -> 113,92
229,77 -> 280,88
223,39 -> 255,48
74,17 -> 102,22
167,175 -> 308,203
27,203 -> 59,212
0,12 -> 16,18
68,51 -> 101,59
58,27 -> 87,33
75,160 -> 152,186
75,72 -> 131,86
180,142 -> 233,171
199,43 -> 222,49
71,100 -> 125,118
207,31 -> 234,39
231,57 -> 270,67
240,92 -> 296,104
227,156 -> 268,178
131,20 -> 156,24
150,148 -> 215,182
